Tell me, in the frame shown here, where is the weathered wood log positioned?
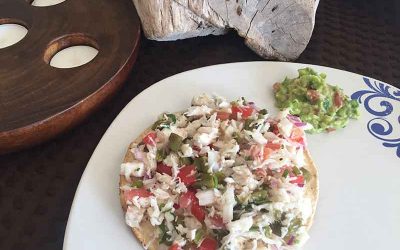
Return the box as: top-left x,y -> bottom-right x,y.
132,0 -> 318,60
132,0 -> 227,41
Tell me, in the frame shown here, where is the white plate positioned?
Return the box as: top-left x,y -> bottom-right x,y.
63,62 -> 400,250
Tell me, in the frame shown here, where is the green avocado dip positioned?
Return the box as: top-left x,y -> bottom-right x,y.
274,67 -> 360,133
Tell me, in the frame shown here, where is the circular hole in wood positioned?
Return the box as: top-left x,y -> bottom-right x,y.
44,33 -> 99,69
50,46 -> 98,68
0,19 -> 28,49
28,0 -> 66,7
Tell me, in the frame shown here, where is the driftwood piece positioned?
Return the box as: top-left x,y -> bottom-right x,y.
132,0 -> 227,41
133,0 -> 317,60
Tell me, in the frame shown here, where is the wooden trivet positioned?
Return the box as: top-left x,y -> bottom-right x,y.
0,0 -> 141,154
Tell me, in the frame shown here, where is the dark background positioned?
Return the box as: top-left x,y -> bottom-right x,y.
0,0 -> 399,249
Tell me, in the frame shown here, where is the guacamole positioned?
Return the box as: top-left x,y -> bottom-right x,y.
274,68 -> 359,133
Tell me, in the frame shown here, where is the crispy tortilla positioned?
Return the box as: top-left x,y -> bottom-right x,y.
120,128 -> 159,250
119,128 -> 319,250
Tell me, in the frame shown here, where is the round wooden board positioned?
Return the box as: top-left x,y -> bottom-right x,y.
0,0 -> 141,154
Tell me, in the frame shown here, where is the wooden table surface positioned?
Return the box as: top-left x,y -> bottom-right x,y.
0,0 -> 398,249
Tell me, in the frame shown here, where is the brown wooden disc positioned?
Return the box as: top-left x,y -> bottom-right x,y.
0,0 -> 141,154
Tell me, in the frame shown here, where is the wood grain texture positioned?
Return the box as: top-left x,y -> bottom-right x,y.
133,0 -> 316,60
0,0 -> 141,154
132,0 -> 227,41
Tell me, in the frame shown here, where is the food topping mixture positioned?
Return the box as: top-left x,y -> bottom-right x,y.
121,94 -> 313,250
274,68 -> 359,133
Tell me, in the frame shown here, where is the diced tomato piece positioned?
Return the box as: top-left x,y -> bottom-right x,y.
290,127 -> 305,146
307,89 -> 320,103
143,132 -> 156,146
271,123 -> 280,135
263,148 -> 273,160
179,190 -> 197,209
177,165 -> 197,186
169,244 -> 182,250
265,142 -> 281,150
216,111 -> 231,121
291,127 -> 304,139
156,163 -> 172,176
199,237 -> 218,250
179,190 -> 205,221
191,203 -> 206,222
334,91 -> 343,108
292,137 -> 305,146
290,175 -> 304,187
209,215 -> 225,229
124,188 -> 151,201
231,105 -> 254,119
263,143 -> 280,160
